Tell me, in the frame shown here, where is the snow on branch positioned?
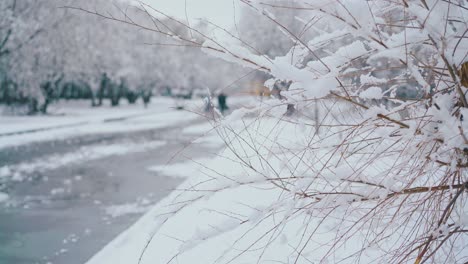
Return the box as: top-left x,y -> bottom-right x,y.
80,0 -> 468,263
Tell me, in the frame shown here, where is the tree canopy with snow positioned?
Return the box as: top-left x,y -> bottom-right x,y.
0,0 -> 247,113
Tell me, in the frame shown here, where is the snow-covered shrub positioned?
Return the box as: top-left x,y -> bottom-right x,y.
92,0 -> 468,262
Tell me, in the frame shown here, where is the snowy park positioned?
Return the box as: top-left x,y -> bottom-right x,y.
1,0 -> 468,263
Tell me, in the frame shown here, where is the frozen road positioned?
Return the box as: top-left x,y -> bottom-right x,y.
0,118 -> 216,264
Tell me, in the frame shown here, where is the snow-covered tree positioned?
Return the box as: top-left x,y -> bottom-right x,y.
238,0 -> 312,58
1,0 -> 249,112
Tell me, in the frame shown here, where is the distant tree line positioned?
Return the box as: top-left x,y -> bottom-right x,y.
0,0 -> 247,114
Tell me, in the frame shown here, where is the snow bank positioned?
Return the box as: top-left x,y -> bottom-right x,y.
105,202 -> 152,218
87,99 -> 468,263
0,98 -> 199,149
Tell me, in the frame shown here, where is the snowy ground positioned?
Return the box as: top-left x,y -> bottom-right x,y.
83,116 -> 284,264
0,97 -> 239,264
85,97 -> 468,264
83,99 -> 281,264
0,98 -> 199,149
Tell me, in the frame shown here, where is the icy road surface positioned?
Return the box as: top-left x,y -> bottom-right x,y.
0,118 -> 217,264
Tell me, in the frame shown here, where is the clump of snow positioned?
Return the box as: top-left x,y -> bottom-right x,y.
50,188 -> 66,196
223,107 -> 253,124
360,73 -> 387,85
0,192 -> 9,203
63,233 -> 80,244
105,203 -> 151,218
148,158 -> 213,179
74,175 -> 83,181
359,87 -> 383,99
0,166 -> 10,178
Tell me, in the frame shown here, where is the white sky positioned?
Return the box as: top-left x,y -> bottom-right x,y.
141,0 -> 238,30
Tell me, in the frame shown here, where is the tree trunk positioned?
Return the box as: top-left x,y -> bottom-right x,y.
91,92 -> 97,107
97,85 -> 104,106
28,98 -> 38,115
142,90 -> 152,108
40,99 -> 50,114
110,84 -> 121,107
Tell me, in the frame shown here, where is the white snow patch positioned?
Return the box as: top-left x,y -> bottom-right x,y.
148,158 -> 213,179
360,87 -> 384,100
0,98 -> 200,150
0,166 -> 10,178
105,203 -> 151,218
182,123 -> 214,135
0,192 -> 9,203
